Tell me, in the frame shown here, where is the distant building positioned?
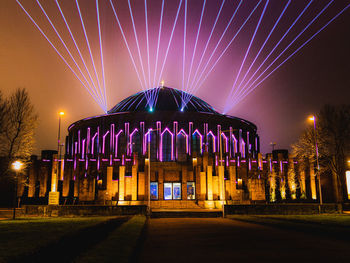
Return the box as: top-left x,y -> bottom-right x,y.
17,87 -> 328,207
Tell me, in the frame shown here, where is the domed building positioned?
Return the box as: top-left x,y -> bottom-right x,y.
58,87 -> 264,208
20,87 -> 321,209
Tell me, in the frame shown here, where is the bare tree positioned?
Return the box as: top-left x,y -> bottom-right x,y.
0,88 -> 38,161
292,104 -> 350,202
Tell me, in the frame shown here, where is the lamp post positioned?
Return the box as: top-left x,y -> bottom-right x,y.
57,111 -> 65,157
12,160 -> 23,220
309,115 -> 323,206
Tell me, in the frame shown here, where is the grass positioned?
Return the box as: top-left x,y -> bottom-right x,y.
227,214 -> 350,227
76,215 -> 147,263
227,214 -> 350,242
0,216 -> 115,262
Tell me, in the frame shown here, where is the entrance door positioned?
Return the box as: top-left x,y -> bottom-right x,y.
164,183 -> 172,200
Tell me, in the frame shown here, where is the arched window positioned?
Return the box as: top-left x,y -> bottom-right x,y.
129,129 -> 141,156
144,129 -> 158,161
114,130 -> 124,157
177,129 -> 188,162
192,129 -> 203,155
161,128 -> 173,162
207,131 -> 216,154
231,134 -> 238,157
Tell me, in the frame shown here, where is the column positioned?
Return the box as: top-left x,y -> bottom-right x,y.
131,166 -> 138,201
119,166 -> 125,201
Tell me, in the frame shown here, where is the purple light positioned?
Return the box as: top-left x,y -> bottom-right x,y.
144,0 -> 151,90
96,0 -> 107,107
127,0 -> 148,91
192,129 -> 203,154
16,0 -> 105,110
228,0 -> 291,107
37,0 -> 103,107
114,130 -> 123,157
207,131 -> 216,153
227,0 -> 269,107
186,0 -> 226,98
109,0 -> 145,91
152,0 -> 164,88
191,0 -> 263,96
177,129 -> 189,153
184,0 -> 206,97
160,128 -> 174,161
232,1 -> 350,108
75,0 -> 105,111
156,0 -> 183,89
102,130 -> 110,154
182,0 -> 188,94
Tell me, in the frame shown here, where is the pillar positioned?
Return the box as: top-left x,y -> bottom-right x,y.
119,166 -> 125,201
131,166 -> 138,201
309,160 -> 317,200
207,166 -> 213,201
106,166 -> 113,200
218,165 -> 224,201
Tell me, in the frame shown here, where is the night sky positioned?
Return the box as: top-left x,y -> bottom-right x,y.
1,0 -> 349,155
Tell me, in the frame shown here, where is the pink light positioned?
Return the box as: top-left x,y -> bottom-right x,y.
129,128 -> 139,155
144,129 -> 152,155
215,155 -> 218,166
232,134 -> 238,154
85,158 -> 88,170
115,130 -> 123,157
192,129 -> 203,154
269,159 -> 272,172
240,139 -> 246,158
207,131 -> 216,152
280,161 -> 283,173
122,154 -> 125,166
82,139 -> 86,158
221,132 -> 228,153
91,132 -> 98,155
102,130 -> 110,154
160,128 -> 174,161
177,129 -> 189,153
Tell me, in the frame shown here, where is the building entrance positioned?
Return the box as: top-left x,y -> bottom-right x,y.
164,182 -> 181,200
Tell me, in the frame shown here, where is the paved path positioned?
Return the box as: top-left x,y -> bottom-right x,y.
139,218 -> 350,263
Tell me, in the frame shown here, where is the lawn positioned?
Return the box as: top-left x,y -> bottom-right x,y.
228,214 -> 350,227
0,216 -> 115,262
76,215 -> 147,263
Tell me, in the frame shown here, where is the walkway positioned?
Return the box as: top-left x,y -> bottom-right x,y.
139,218 -> 350,263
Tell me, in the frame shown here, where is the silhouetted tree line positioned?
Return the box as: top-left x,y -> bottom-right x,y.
292,104 -> 350,203
0,88 -> 38,206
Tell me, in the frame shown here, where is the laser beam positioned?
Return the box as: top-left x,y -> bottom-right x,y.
75,0 -> 105,110
109,0 -> 145,92
37,0 -> 103,107
235,0 -> 334,105
228,0 -> 291,108
16,0 -> 105,111
226,0 -> 269,109
230,1 -> 349,111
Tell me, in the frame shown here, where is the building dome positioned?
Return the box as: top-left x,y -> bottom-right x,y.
107,87 -> 218,114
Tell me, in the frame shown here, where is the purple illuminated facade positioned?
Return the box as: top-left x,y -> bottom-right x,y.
17,87 -> 324,207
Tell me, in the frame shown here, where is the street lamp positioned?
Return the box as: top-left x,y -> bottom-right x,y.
12,160 -> 23,220
58,111 -> 65,157
308,115 -> 323,206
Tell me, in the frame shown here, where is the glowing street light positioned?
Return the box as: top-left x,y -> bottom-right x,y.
308,115 -> 323,206
57,111 -> 65,159
12,160 -> 23,220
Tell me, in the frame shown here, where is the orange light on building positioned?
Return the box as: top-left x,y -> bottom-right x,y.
346,171 -> 350,199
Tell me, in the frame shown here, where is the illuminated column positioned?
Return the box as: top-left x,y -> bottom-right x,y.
309,160 -> 317,200
106,166 -> 113,200
200,171 -> 206,200
218,165 -> 224,201
50,154 -> 59,192
299,162 -> 307,199
131,165 -> 137,201
138,172 -> 145,200
288,158 -> 296,199
119,166 -> 125,201
207,166 -> 213,201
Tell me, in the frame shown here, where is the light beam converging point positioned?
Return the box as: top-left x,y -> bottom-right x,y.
16,0 -> 349,114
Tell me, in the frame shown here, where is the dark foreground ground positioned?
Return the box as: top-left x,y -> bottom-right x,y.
138,217 -> 350,263
2,214 -> 350,262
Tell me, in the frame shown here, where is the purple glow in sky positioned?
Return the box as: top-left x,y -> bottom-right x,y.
0,0 -> 349,154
